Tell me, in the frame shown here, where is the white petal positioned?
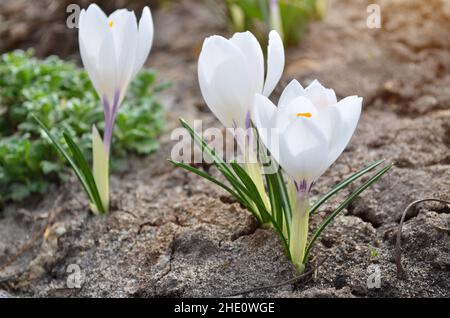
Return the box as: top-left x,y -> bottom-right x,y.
210,58 -> 251,127
79,4 -> 108,56
253,94 -> 277,129
278,118 -> 329,182
97,29 -> 118,102
326,96 -> 362,167
78,5 -> 108,99
278,79 -> 305,107
274,96 -> 318,134
199,35 -> 243,81
304,80 -> 337,109
198,36 -> 251,127
108,10 -> 138,97
79,26 -> 102,96
253,94 -> 279,161
313,104 -> 337,143
107,9 -> 132,49
132,6 -> 154,77
198,61 -> 230,126
262,30 -> 284,97
230,31 -> 264,95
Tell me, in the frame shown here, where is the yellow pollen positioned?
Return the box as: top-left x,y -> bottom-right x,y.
108,20 -> 114,28
296,112 -> 312,118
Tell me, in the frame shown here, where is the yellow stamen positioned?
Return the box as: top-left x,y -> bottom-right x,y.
108,20 -> 114,28
296,112 -> 312,118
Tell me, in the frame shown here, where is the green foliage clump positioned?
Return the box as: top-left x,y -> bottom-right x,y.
0,50 -> 165,204
225,0 -> 325,46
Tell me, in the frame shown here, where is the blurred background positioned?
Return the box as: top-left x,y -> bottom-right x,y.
0,0 -> 324,58
0,0 -> 161,57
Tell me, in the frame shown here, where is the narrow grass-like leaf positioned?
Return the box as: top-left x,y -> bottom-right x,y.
229,161 -> 290,252
231,162 -> 289,248
264,210 -> 290,257
32,115 -> 97,209
178,118 -> 261,220
230,161 -> 270,222
275,169 -> 292,228
310,159 -> 386,215
303,163 -> 393,264
63,131 -> 105,214
168,159 -> 244,204
266,174 -> 283,228
179,118 -> 236,180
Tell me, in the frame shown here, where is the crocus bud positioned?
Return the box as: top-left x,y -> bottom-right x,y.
198,30 -> 284,128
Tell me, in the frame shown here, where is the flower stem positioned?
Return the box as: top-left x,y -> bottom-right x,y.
92,125 -> 110,213
244,150 -> 271,214
289,190 -> 310,273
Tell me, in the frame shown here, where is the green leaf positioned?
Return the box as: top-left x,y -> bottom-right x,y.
266,173 -> 283,229
231,161 -> 270,222
63,130 -> 105,214
41,160 -> 60,174
179,118 -> 237,179
32,114 -> 94,205
276,170 -> 292,226
270,168 -> 292,235
229,3 -> 246,31
303,162 -> 394,264
176,117 -> 290,254
178,118 -> 256,213
168,159 -> 243,204
229,161 -> 289,253
310,159 -> 386,215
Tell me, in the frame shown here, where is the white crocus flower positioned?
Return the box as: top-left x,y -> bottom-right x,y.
198,30 -> 284,217
78,4 -> 153,213
198,30 -> 284,129
254,79 -> 362,271
79,3 -> 153,150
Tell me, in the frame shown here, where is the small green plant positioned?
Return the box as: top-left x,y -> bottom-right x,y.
171,119 -> 392,272
33,4 -> 157,214
369,246 -> 379,258
0,50 -> 165,206
224,0 -> 326,46
172,29 -> 393,272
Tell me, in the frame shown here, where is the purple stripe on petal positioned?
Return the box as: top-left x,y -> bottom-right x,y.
245,111 -> 251,130
110,90 -> 121,119
296,179 -> 311,193
103,122 -> 113,152
102,96 -> 111,124
103,90 -> 122,153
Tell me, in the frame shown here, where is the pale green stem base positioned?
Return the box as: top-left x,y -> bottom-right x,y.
244,151 -> 271,216
289,191 -> 310,273
92,126 -> 110,214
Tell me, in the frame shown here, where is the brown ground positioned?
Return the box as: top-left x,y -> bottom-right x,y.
0,0 -> 449,297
